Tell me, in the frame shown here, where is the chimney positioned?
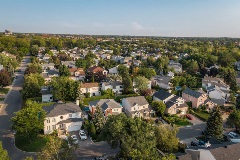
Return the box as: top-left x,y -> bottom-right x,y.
76,98 -> 80,106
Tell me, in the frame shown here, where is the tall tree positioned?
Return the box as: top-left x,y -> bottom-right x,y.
0,141 -> 10,160
75,58 -> 86,69
152,101 -> 166,117
117,65 -> 129,76
134,76 -> 149,93
122,75 -> 133,94
0,69 -> 11,88
227,109 -> 240,132
155,125 -> 179,153
205,107 -> 223,140
92,106 -> 105,134
25,63 -> 42,75
11,101 -> 46,142
137,68 -> 156,79
38,136 -> 75,160
59,64 -> 70,77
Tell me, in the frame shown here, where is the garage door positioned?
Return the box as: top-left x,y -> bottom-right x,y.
68,125 -> 81,132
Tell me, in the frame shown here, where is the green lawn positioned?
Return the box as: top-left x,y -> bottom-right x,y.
192,111 -> 210,121
15,135 -> 50,152
163,115 -> 192,127
0,88 -> 10,94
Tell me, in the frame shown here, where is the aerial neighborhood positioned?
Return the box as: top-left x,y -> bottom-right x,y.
0,33 -> 240,160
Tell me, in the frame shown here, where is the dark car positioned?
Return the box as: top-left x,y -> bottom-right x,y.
191,141 -> 198,146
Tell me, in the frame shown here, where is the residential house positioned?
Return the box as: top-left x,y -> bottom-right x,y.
69,68 -> 85,81
151,75 -> 172,90
61,61 -> 76,68
40,86 -> 53,103
120,57 -> 132,64
108,66 -> 119,75
101,81 -> 123,94
207,86 -> 230,105
182,88 -> 215,109
167,71 -> 174,78
43,54 -> 51,61
202,76 -> 230,91
168,61 -> 182,73
111,55 -> 124,63
80,82 -> 100,97
43,102 -> 83,135
133,60 -> 141,66
41,69 -> 59,83
89,99 -> 122,117
122,96 -> 155,118
86,66 -> 108,82
42,63 -> 55,70
153,90 -> 188,115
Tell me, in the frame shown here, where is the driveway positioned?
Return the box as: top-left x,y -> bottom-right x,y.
0,56 -> 35,159
188,114 -> 204,125
69,131 -> 119,160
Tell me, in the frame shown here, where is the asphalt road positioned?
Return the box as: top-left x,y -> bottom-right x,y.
0,56 -> 35,160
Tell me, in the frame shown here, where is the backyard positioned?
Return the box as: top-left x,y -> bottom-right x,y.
163,115 -> 192,127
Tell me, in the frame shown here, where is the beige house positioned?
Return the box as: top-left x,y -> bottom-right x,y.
80,82 -> 100,97
122,96 -> 155,118
182,88 -> 215,109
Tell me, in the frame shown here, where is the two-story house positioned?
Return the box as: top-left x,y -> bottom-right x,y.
168,61 -> 182,73
153,90 -> 188,115
80,82 -> 100,97
151,75 -> 172,90
86,66 -> 108,82
40,86 -> 53,103
89,99 -> 122,117
182,88 -> 215,109
43,102 -> 84,135
122,96 -> 155,118
69,68 -> 85,81
101,81 -> 123,94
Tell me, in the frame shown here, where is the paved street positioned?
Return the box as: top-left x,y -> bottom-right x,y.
0,56 -> 35,160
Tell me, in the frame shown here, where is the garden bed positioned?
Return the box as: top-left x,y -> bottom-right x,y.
163,115 -> 192,126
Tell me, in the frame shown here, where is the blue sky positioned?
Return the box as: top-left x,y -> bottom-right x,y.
1,0 -> 240,37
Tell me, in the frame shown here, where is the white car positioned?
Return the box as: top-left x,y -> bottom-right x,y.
71,135 -> 79,144
228,132 -> 238,138
79,130 -> 85,134
79,133 -> 87,140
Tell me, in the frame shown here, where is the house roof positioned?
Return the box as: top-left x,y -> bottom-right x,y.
69,68 -> 85,75
57,118 -> 82,124
42,63 -> 55,67
124,96 -> 149,107
41,73 -> 49,79
89,99 -> 122,110
152,75 -> 171,84
81,82 -> 99,88
103,81 -> 122,87
183,88 -> 204,98
86,66 -> 104,73
165,101 -> 175,108
47,69 -> 59,76
153,89 -> 172,101
43,102 -> 82,117
210,98 -> 225,106
40,86 -> 51,95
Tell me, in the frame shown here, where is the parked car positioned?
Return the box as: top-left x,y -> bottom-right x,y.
186,114 -> 193,120
71,135 -> 79,144
228,132 -> 238,138
79,131 -> 87,140
191,141 -> 198,146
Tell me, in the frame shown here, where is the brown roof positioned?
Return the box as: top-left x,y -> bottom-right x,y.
86,66 -> 104,73
81,82 -> 99,88
69,68 -> 85,75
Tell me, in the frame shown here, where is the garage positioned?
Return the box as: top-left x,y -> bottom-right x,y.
68,125 -> 81,132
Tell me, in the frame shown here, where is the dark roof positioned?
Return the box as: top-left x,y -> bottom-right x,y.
124,96 -> 149,107
165,101 -> 175,108
153,89 -> 172,101
89,99 -> 122,110
183,88 -> 203,98
43,102 -> 82,117
40,86 -> 51,95
57,118 -> 82,124
211,98 -> 225,106
47,69 -> 59,76
103,81 -> 122,87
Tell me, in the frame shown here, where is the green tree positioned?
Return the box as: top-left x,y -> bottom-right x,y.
22,73 -> 44,99
75,58 -> 86,68
92,106 -> 105,134
205,107 -> 223,140
0,141 -> 10,160
154,56 -> 169,73
25,63 -> 42,75
22,156 -> 34,160
138,68 -> 156,79
38,136 -> 75,160
117,64 -> 129,76
155,125 -> 179,153
226,109 -> 240,132
0,69 -> 11,88
122,75 -> 133,94
152,101 -> 166,117
59,64 -> 70,77
30,45 -> 39,56
134,76 -> 149,93
11,101 -> 46,142
187,60 -> 199,74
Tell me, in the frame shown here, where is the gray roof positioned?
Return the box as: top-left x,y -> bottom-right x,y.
47,69 -> 59,76
41,73 -> 49,79
43,102 -> 82,117
57,118 -> 82,124
89,99 -> 122,110
210,98 -> 225,106
42,63 -> 55,67
165,101 -> 175,108
40,86 -> 51,95
183,88 -> 203,98
152,75 -> 171,84
153,90 -> 172,101
103,81 -> 122,87
124,96 -> 149,107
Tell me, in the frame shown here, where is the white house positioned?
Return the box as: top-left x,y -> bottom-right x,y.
168,61 -> 182,73
151,75 -> 172,90
42,63 -> 55,70
207,86 -> 230,103
122,96 -> 154,118
40,86 -> 53,103
101,81 -> 123,94
108,66 -> 119,75
80,83 -> 100,97
43,102 -> 84,135
202,76 -> 230,91
89,99 -> 122,117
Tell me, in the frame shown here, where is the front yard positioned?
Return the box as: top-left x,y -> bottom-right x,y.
163,115 -> 192,127
15,134 -> 50,152
190,110 -> 210,121
0,88 -> 10,94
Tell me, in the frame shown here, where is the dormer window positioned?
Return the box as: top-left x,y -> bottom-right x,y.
69,114 -> 72,118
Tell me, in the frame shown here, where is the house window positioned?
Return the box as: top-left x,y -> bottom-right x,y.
60,116 -> 63,119
114,109 -> 118,112
69,114 -> 72,118
47,126 -> 50,130
52,118 -> 56,122
47,119 -> 50,123
52,125 -> 56,130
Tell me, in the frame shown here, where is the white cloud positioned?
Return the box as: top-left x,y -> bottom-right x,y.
131,22 -> 144,30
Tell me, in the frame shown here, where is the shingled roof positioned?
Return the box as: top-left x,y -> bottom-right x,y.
124,96 -> 149,107
182,88 -> 204,98
153,89 -> 172,101
89,99 -> 122,110
43,102 -> 82,117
